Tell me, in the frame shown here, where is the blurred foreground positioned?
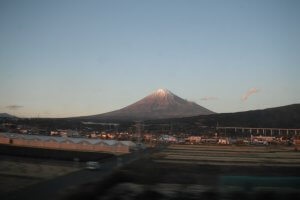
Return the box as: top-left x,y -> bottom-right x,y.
64,144 -> 300,200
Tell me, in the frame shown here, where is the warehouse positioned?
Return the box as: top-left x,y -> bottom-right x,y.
0,132 -> 136,153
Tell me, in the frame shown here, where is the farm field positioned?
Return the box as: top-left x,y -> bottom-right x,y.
154,144 -> 300,166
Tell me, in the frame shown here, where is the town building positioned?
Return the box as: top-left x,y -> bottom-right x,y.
293,136 -> 300,145
159,134 -> 177,142
185,136 -> 201,144
218,138 -> 230,145
0,132 -> 136,153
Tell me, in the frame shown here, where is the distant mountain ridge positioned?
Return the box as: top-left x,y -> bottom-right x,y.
83,89 -> 214,120
0,113 -> 17,119
147,104 -> 300,129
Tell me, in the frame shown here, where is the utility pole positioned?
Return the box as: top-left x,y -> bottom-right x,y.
136,121 -> 142,144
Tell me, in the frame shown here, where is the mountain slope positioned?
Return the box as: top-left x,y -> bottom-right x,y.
0,113 -> 17,119
146,104 -> 300,129
85,89 -> 214,120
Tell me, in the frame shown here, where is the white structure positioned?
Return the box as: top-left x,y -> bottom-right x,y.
218,138 -> 230,144
0,132 -> 136,153
159,134 -> 177,142
186,136 -> 201,143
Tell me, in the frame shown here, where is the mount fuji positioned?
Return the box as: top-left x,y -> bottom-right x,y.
83,89 -> 214,120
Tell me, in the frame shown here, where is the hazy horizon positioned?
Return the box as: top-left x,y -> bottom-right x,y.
1,89 -> 299,118
1,0 -> 300,117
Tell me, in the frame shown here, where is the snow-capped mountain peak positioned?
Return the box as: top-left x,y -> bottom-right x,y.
86,89 -> 215,120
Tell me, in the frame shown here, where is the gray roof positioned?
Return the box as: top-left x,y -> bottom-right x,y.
0,132 -> 136,147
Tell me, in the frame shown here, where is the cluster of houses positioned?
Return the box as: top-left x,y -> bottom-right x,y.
0,122 -> 134,140
1,122 -> 300,147
158,134 -> 299,146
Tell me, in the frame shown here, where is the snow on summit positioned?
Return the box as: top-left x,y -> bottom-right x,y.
152,89 -> 172,97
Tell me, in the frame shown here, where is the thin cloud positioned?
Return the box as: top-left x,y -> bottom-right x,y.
200,96 -> 218,101
6,105 -> 23,110
241,88 -> 260,101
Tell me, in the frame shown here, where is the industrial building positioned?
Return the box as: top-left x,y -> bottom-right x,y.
0,132 -> 136,153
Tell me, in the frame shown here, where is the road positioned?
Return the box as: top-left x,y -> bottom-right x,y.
2,146 -> 161,200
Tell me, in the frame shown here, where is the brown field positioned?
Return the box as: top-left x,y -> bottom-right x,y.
154,144 -> 300,166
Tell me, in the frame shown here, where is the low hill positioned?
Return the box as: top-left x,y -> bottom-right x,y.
0,113 -> 17,119
145,104 -> 300,131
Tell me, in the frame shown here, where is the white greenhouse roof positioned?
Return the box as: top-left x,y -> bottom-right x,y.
0,132 -> 136,147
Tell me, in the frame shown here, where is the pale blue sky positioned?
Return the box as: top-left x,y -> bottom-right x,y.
0,0 -> 299,117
